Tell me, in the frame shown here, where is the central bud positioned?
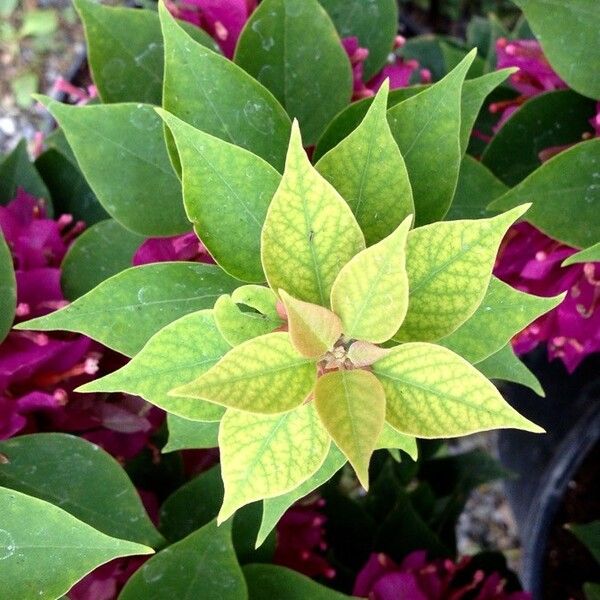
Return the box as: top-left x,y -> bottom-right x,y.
318,337 -> 354,373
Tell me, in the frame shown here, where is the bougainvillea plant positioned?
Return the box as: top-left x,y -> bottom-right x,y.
1,0 -> 599,598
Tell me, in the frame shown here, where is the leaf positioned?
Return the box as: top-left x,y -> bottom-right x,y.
160,3 -> 290,172
376,423 -> 418,461
158,110 -> 281,282
394,205 -> 529,342
314,369 -> 385,489
74,0 -> 218,105
163,415 -> 220,452
16,263 -> 239,356
218,403 -> 330,521
315,81 -> 414,246
78,310 -> 229,422
38,97 -> 188,237
261,122 -> 365,306
60,219 -> 146,300
119,520 -> 247,600
563,241 -> 600,266
0,487 -> 152,600
234,0 -> 352,145
280,290 -> 342,358
567,520 -> 600,563
330,217 -> 411,343
313,86 -> 425,161
512,0 -> 600,100
0,434 -> 163,547
0,139 -> 50,205
445,156 -> 508,221
243,564 -> 352,600
459,68 -> 516,154
0,231 -> 16,344
475,344 -> 545,397
387,51 -> 475,225
214,294 -> 282,347
488,139 -> 600,248
482,90 -> 598,186
257,444 -> 345,547
585,583 -> 600,600
346,340 -> 390,367
173,332 -> 316,414
438,276 -> 564,363
373,342 -> 544,437
319,0 -> 398,80
232,285 -> 281,316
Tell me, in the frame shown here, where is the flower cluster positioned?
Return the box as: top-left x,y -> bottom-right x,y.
353,552 -> 531,600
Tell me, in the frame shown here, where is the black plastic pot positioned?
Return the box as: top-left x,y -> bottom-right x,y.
498,348 -> 600,599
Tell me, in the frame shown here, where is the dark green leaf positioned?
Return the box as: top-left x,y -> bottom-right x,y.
61,219 -> 145,300
568,520 -> 600,563
234,0 -> 352,145
0,434 -> 163,547
0,231 -> 16,343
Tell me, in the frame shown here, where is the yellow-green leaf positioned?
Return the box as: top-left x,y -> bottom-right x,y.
214,294 -> 282,347
172,332 -> 317,414
315,81 -> 413,246
261,121 -> 365,306
438,277 -> 565,363
375,422 -> 418,461
77,310 -> 228,422
280,290 -> 342,358
562,241 -> 600,266
330,216 -> 411,343
218,403 -> 330,521
373,342 -> 543,438
314,369 -> 385,489
395,205 -> 529,342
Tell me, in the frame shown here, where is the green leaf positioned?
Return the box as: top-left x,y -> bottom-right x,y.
78,310 -> 229,422
387,51 -> 475,225
157,110 -> 280,282
314,369 -> 385,489
214,294 -> 283,347
585,582 -> 600,600
173,332 -> 316,414
74,0 -> 218,105
563,241 -> 600,266
330,217 -> 411,343
488,139 -> 600,248
373,342 -> 544,437
567,520 -> 600,563
119,520 -> 247,600
232,285 -> 281,316
313,86 -> 425,161
16,263 -> 239,356
512,0 -> 600,100
460,68 -> 516,154
0,139 -> 50,205
280,290 -> 342,358
319,0 -> 398,80
0,231 -> 16,343
60,219 -> 145,300
244,564 -> 352,599
0,434 -> 163,547
219,403 -> 330,521
163,415 -> 220,452
394,205 -> 528,342
0,487 -> 152,600
234,0 -> 352,145
438,276 -> 564,363
38,97 -> 188,237
315,81 -> 414,246
262,122 -> 365,306
257,444 -> 345,547
475,344 -> 545,397
160,2 -> 290,172
482,90 -> 598,186
445,156 -> 508,221
376,423 -> 418,461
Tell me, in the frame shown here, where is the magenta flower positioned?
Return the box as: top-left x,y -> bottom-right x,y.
353,551 -> 530,600
133,232 -> 214,266
166,0 -> 257,58
494,223 -> 600,372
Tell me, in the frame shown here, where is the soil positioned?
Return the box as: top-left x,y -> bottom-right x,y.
543,444 -> 600,599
